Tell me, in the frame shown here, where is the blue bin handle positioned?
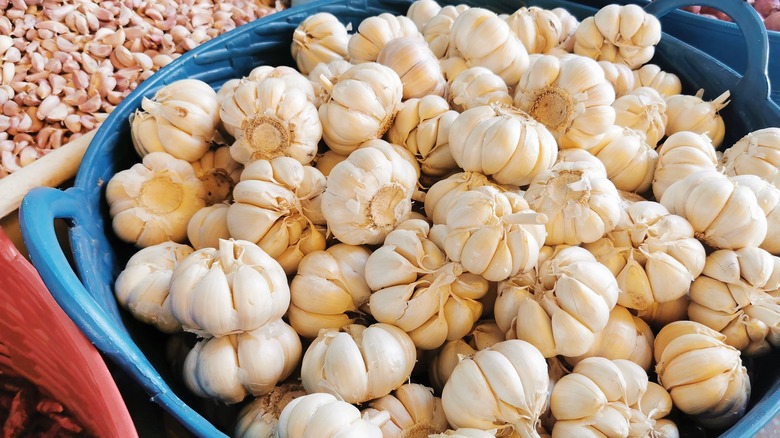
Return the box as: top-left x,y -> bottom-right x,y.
19,187 -> 227,438
644,0 -> 771,100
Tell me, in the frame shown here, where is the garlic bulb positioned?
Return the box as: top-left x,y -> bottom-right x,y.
573,4 -> 661,69
550,7 -> 578,52
314,149 -> 348,177
721,127 -> 780,187
348,13 -> 421,63
513,54 -> 616,149
628,382 -> 678,438
220,77 -> 321,166
448,8 -> 529,87
288,244 -> 373,338
321,141 -> 417,245
114,241 -> 194,333
564,306 -> 654,371
431,186 -> 547,281
424,171 -> 508,224
169,239 -> 290,337
130,79 -> 220,162
688,247 -> 780,356
361,384 -> 450,437
733,175 -> 780,253
441,339 -> 549,437
633,64 -> 682,97
635,295 -> 690,330
431,429 -> 497,438
187,203 -> 230,250
524,160 -> 622,246
308,59 -> 352,108
449,104 -> 558,186
234,382 -> 306,438
598,60 -> 636,97
654,321 -> 750,429
665,89 -> 729,148
277,393 -> 390,438
422,4 -> 470,59
183,319 -> 302,404
581,126 -> 658,193
228,157 -> 327,275
613,87 -> 667,148
386,95 -> 459,177
659,170 -> 768,249
318,62 -> 404,155
190,146 -> 242,205
407,0 -> 441,32
448,67 -> 512,112
583,200 -> 705,310
377,37 -> 447,100
652,131 -> 719,201
246,65 -> 317,104
106,152 -> 207,247
494,245 -> 620,358
505,7 -> 564,54
429,320 -> 505,392
300,323 -> 417,404
291,12 -> 349,76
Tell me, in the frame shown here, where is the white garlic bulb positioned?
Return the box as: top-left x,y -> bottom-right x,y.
277,393 -> 389,438
246,65 -> 316,104
430,429 -> 498,438
636,295 -> 690,330
407,0 -> 442,32
573,4 -> 661,69
580,126 -> 658,193
429,320 -> 505,392
550,7 -> 579,52
300,323 -> 417,404
598,60 -> 637,97
106,152 -> 207,247
665,89 -> 730,148
361,384 -> 450,437
422,4 -> 469,59
190,146 -> 242,205
633,64 -> 682,97
628,382 -> 679,438
169,239 -> 290,337
308,59 -> 353,108
513,54 -> 616,149
187,203 -> 230,250
652,131 -> 719,201
183,319 -> 302,404
733,175 -> 780,254
291,12 -> 349,76
721,127 -> 780,187
448,67 -> 512,112
314,149 -> 348,177
234,382 -> 306,438
348,13 -> 422,63
613,87 -> 668,148
114,241 -> 194,333
505,6 -> 564,54
424,171 -> 509,225
377,37 -> 447,100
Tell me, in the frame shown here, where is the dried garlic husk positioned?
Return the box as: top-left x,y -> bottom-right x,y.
494,245 -> 620,358
407,0 -> 442,31
524,160 -> 622,246
187,203 -> 230,250
583,200 -> 705,310
505,6 -> 564,54
579,126 -> 658,193
431,429 -> 497,438
633,64 -> 682,97
321,141 -> 417,245
246,65 -> 317,104
300,323 -> 417,403
628,382 -> 679,438
573,4 -> 661,68
665,89 -> 729,148
448,67 -> 512,112
190,146 -> 242,205
688,247 -> 780,355
733,175 -> 780,254
106,152 -> 207,247
227,157 -> 326,275
422,4 -> 470,59
513,54 -> 616,149
652,131 -> 719,201
361,384 -> 450,437
598,60 -> 637,97
431,186 -> 547,281
169,238 -> 290,337
277,393 -> 390,438
288,244 -> 373,338
424,171 -> 508,224
183,319 -> 302,404
386,95 -> 459,177
220,78 -> 321,165
378,37 -> 447,99
131,79 -> 220,162
114,241 -> 193,333
449,104 -> 558,186
309,59 -> 352,108
448,8 -> 529,87
291,13 -> 349,76
348,13 -> 422,63
636,295 -> 690,330
234,382 -> 306,438
613,87 -> 667,148
721,127 -> 780,187
429,320 -> 505,392
318,62 -> 404,154
654,321 -> 750,429
441,339 -> 549,437
660,170 -> 767,249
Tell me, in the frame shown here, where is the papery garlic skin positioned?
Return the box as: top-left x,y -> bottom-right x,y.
660,170 -> 768,250
505,7 -> 564,54
246,65 -> 317,104
580,126 -> 658,193
422,4 -> 470,59
688,247 -> 780,356
613,87 -> 667,148
114,241 -> 194,333
361,383 -> 450,438
573,4 -> 661,69
733,175 -> 780,254
441,339 -> 549,437
424,171 -> 509,225
321,141 -> 417,245
183,319 -> 302,404
664,90 -> 729,149
513,54 -> 616,149
309,59 -> 353,108
495,245 -> 620,358
407,0 -> 442,31
187,203 -> 230,250
300,323 -> 417,404
429,320 -> 505,392
291,13 -> 350,76
377,37 -> 447,100
633,64 -> 682,97
106,152 -> 207,248
652,131 -> 719,201
721,127 -> 780,187
190,146 -> 242,205
169,239 -> 290,337
277,393 -> 389,438
550,7 -> 579,52
628,382 -> 679,438
234,382 -> 306,438
598,60 -> 636,97
448,67 -> 512,112
348,13 -> 421,63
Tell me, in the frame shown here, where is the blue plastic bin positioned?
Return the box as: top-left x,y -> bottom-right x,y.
17,0 -> 780,436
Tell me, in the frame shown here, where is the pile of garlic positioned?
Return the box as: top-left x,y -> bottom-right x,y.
105,1 -> 780,436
